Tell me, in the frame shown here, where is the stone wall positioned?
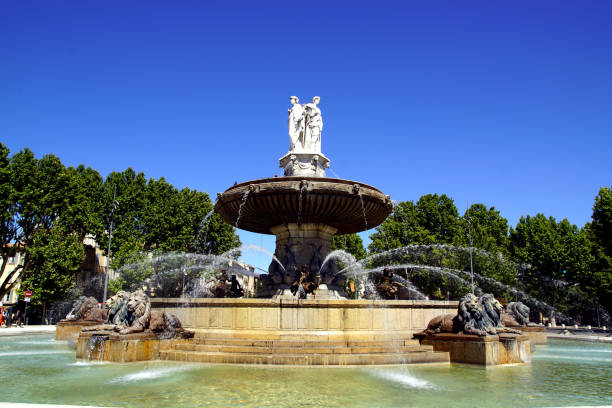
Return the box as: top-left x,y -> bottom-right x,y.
151,298 -> 458,340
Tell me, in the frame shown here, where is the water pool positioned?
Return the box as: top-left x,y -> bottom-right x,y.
0,334 -> 610,407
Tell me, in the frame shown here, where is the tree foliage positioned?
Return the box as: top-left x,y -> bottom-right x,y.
369,194 -> 460,252
19,227 -> 84,317
0,144 -> 241,304
331,233 -> 367,260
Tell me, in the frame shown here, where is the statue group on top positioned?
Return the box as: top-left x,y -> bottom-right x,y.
288,96 -> 323,153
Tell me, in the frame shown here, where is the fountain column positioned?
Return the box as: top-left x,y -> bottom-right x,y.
266,223 -> 347,299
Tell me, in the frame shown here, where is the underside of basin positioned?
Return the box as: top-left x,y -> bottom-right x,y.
214,177 -> 393,235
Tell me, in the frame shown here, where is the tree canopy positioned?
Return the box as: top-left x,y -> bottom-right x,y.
0,143 -> 241,307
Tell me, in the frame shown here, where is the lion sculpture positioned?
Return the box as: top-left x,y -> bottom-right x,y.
105,290 -> 130,327
478,294 -> 522,335
501,301 -> 534,327
424,293 -> 487,336
424,293 -> 521,337
83,289 -> 193,339
67,296 -> 107,322
118,290 -> 193,338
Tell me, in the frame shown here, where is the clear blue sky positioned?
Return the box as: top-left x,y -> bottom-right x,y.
2,1 -> 611,271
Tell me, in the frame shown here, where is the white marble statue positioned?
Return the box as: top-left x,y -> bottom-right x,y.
287,95 -> 323,153
304,96 -> 322,153
288,96 -> 304,151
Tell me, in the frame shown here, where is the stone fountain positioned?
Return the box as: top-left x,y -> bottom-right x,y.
214,95 -> 393,299
74,96 -> 463,365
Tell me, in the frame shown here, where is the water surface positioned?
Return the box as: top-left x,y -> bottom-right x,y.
0,335 -> 610,407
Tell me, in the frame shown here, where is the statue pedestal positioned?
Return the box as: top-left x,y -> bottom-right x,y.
414,332 -> 531,366
56,319 -> 103,342
279,151 -> 330,177
507,325 -> 547,346
76,331 -> 187,363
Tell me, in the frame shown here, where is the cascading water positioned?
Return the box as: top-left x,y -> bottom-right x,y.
86,335 -> 108,361
234,189 -> 251,228
194,208 -> 215,250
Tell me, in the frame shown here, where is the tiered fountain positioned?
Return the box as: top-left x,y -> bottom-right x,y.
148,96 -> 457,365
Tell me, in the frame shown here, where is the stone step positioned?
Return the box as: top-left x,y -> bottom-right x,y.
160,350 -> 449,366
173,343 -> 434,355
191,337 -> 422,348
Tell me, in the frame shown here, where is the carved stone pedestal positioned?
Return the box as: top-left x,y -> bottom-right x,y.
56,319 -> 103,342
507,325 -> 547,346
261,223 -> 348,298
279,151 -> 330,177
414,332 -> 531,366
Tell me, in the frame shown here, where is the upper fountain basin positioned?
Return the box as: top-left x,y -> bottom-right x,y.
215,176 -> 393,235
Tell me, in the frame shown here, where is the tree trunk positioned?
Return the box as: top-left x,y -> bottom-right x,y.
42,301 -> 46,325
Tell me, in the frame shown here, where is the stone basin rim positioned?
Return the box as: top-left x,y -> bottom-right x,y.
218,176 -> 389,195
214,176 -> 393,235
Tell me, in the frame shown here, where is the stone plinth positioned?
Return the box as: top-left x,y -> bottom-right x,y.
279,151 -> 330,177
55,320 -> 102,342
414,332 -> 531,366
510,326 -> 547,346
76,331 -> 185,363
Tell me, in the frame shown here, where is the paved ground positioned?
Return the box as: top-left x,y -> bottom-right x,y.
547,333 -> 612,343
0,325 -> 56,336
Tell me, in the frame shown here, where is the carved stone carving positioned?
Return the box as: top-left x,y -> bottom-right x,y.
66,296 -> 107,322
422,293 -> 522,337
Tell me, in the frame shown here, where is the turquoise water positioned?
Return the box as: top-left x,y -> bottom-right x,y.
0,334 -> 610,407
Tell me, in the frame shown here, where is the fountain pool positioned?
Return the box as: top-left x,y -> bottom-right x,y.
1,334 -> 611,407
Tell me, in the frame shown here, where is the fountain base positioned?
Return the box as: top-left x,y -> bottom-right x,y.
76,331 -> 188,363
414,332 -> 531,366
56,319 -> 103,342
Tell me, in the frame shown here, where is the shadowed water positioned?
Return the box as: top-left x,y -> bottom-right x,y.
1,334 -> 610,408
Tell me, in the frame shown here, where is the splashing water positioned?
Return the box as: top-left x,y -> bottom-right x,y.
222,244 -> 286,273
318,249 -> 358,275
194,208 -> 215,249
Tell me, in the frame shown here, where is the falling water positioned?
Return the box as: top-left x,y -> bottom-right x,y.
194,208 -> 215,249
358,191 -> 368,230
297,181 -> 308,225
86,335 -> 107,361
234,190 -> 251,228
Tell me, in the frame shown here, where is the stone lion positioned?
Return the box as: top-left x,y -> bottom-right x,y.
478,294 -> 522,335
67,296 -> 107,322
423,293 -> 522,337
501,301 -> 533,327
424,293 -> 487,336
84,289 -> 193,339
118,290 -> 194,339
105,290 -> 130,327
119,290 -> 151,335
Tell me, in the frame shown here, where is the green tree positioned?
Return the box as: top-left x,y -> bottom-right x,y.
19,227 -> 84,319
331,233 -> 367,260
458,204 -> 509,255
508,214 -> 593,320
584,187 -> 612,318
369,194 -> 459,252
103,170 -> 241,293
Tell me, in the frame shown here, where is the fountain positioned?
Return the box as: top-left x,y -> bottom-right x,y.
141,96 -> 457,365
70,96 -> 534,366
